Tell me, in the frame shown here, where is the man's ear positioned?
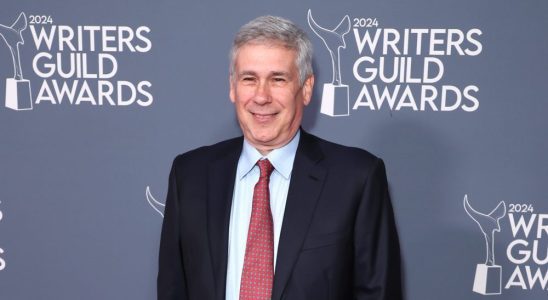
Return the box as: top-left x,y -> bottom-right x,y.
302,75 -> 314,106
229,76 -> 235,103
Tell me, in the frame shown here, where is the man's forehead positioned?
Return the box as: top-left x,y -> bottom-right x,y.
236,42 -> 295,58
240,37 -> 293,49
232,41 -> 298,77
236,40 -> 295,56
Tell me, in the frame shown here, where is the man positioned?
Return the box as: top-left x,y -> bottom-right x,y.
158,15 -> 402,300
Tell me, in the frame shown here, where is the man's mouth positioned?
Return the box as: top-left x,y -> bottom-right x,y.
251,112 -> 278,122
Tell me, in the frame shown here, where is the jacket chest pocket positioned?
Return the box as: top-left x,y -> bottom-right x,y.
301,229 -> 351,251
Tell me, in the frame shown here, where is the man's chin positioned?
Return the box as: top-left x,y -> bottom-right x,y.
246,130 -> 298,151
249,133 -> 277,146
245,130 -> 279,147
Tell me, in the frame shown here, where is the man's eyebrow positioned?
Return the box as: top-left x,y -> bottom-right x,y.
236,71 -> 292,78
271,71 -> 291,77
237,71 -> 257,77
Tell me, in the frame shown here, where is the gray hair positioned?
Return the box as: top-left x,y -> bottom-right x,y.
229,15 -> 313,84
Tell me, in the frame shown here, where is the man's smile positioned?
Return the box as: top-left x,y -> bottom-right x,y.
251,112 -> 278,122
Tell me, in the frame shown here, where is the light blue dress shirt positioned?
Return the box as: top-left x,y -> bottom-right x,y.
225,130 -> 300,300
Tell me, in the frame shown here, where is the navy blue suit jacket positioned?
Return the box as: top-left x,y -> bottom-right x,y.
158,130 -> 402,300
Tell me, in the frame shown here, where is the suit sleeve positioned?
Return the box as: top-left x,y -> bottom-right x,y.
157,157 -> 188,300
354,158 -> 403,300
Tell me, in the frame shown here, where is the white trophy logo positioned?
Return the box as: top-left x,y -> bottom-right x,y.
307,9 -> 350,117
146,186 -> 165,217
463,194 -> 507,295
0,12 -> 32,111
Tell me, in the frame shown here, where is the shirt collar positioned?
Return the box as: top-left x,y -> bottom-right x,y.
237,130 -> 300,180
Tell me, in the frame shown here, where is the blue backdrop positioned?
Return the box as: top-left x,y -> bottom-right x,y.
1,0 -> 547,299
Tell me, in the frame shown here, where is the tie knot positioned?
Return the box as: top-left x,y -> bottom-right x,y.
257,159 -> 274,179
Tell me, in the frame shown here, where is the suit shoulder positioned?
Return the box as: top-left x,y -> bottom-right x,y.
306,133 -> 387,181
172,136 -> 242,169
308,133 -> 380,164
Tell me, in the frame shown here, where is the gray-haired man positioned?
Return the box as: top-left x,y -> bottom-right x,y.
158,15 -> 402,300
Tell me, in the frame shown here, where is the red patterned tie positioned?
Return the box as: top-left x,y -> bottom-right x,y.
240,159 -> 275,300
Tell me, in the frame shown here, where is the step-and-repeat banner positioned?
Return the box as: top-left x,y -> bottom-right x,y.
1,0 -> 546,299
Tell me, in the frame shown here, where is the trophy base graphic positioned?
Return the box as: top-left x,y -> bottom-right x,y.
472,264 -> 502,295
320,83 -> 349,117
5,78 -> 33,111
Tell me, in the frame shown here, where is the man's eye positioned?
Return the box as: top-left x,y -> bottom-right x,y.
242,77 -> 256,82
273,77 -> 286,82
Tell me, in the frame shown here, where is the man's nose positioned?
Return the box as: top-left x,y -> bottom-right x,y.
253,81 -> 271,104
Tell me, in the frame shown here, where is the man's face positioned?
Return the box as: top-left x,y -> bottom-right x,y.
230,42 -> 314,154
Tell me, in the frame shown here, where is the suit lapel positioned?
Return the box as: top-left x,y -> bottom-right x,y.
207,139 -> 242,300
272,131 -> 327,300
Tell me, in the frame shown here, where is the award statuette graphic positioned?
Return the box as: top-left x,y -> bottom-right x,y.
463,195 -> 506,295
146,186 -> 165,218
307,9 -> 351,117
0,12 -> 32,111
